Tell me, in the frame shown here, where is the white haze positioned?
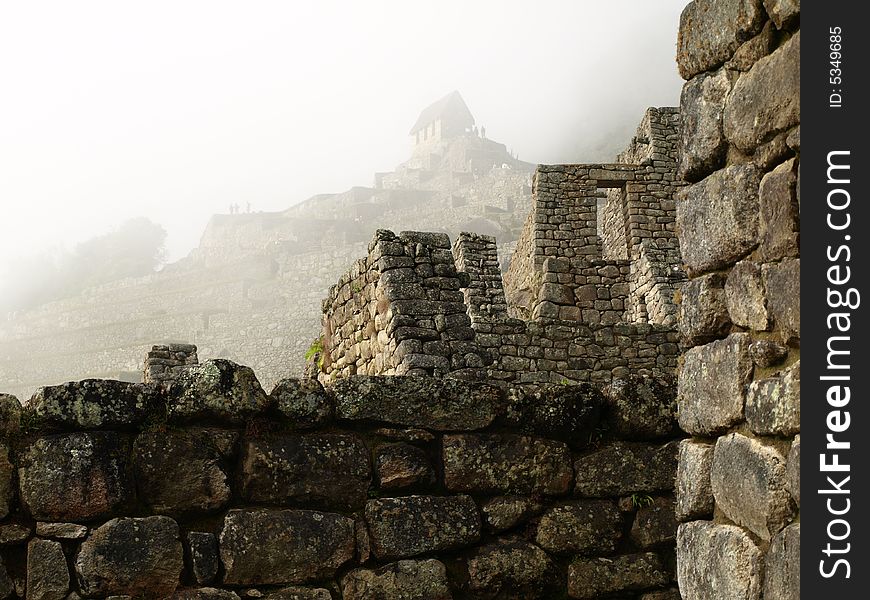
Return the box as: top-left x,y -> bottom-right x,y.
0,0 -> 687,297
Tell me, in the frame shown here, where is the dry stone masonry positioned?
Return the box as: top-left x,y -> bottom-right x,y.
0,365 -> 682,599
673,1 -> 800,599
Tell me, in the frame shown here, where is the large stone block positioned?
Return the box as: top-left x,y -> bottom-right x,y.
271,378 -> 334,429
219,509 -> 355,585
568,552 -> 670,599
724,32 -> 800,152
466,538 -> 560,600
746,361 -> 800,435
167,359 -> 272,424
28,380 -> 162,430
365,495 -> 480,560
0,394 -> 20,439
677,334 -> 752,436
724,261 -> 769,330
342,559 -> 452,600
758,159 -> 799,261
19,432 -> 133,521
678,273 -> 731,346
711,433 -> 795,540
332,376 -> 502,431
535,500 -> 623,555
762,258 -> 800,343
134,429 -> 237,516
505,383 -> 604,447
603,376 -> 677,440
0,444 -> 11,521
678,68 -> 733,181
27,538 -> 69,600
481,496 -> 543,533
239,433 -> 370,511
787,434 -> 800,506
76,516 -> 183,599
443,434 -> 573,495
677,521 -> 763,600
375,442 -> 435,490
676,165 -> 762,276
763,523 -> 800,600
676,0 -> 766,79
676,440 -> 715,521
763,0 -> 800,29
631,495 -> 678,549
573,441 -> 678,497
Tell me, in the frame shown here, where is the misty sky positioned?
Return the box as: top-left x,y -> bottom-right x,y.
0,0 -> 687,294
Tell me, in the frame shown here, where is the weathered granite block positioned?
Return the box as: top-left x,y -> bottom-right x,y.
134,429 -> 237,516
573,441 -> 678,497
443,434 -> 573,495
631,495 -> 678,549
27,380 -> 162,430
676,165 -> 762,276
762,258 -> 800,343
677,521 -> 763,600
239,433 -> 371,511
677,333 -> 752,436
333,376 -> 501,431
271,378 -> 334,429
676,440 -> 715,521
27,538 -> 69,600
342,560 -> 452,600
466,538 -> 560,600
746,361 -> 800,435
763,0 -> 800,29
758,158 -> 799,261
481,496 -> 543,533
724,261 -> 769,330
763,523 -> 800,600
568,552 -> 670,599
219,509 -> 355,585
602,376 -> 677,440
76,516 -> 183,599
678,273 -> 731,345
676,0 -> 767,79
724,32 -> 800,152
19,432 -> 133,522
678,68 -> 732,181
535,500 -> 623,555
711,433 -> 795,540
167,359 -> 272,424
186,532 -> 219,586
35,522 -> 87,540
365,495 -> 480,560
375,443 -> 435,490
787,434 -> 800,506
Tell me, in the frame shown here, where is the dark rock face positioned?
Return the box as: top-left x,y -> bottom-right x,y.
568,552 -> 671,599
574,441 -> 677,497
505,383 -> 603,448
28,380 -> 162,430
443,434 -> 573,495
239,434 -> 371,511
0,443 -> 12,521
535,500 -> 624,555
186,532 -> 219,586
342,559 -> 453,600
602,376 -> 677,440
19,432 -> 134,522
262,588 -> 333,600
374,443 -> 435,490
134,429 -> 237,516
0,394 -> 22,439
0,557 -> 13,599
332,376 -> 502,431
219,509 -> 355,585
630,495 -> 678,549
480,496 -> 543,533
466,538 -> 560,600
271,378 -> 334,429
167,359 -> 272,424
76,516 -> 184,599
27,538 -> 69,600
365,495 -> 480,560
172,589 -> 241,600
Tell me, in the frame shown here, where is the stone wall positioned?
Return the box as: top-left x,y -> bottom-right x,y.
672,1 -> 800,599
1,362 -> 682,599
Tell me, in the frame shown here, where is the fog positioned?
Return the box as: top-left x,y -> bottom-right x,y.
0,0 -> 686,304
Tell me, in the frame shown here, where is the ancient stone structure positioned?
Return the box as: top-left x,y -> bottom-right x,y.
0,363 -> 682,599
673,2 -> 800,599
318,108 -> 683,386
143,344 -> 199,386
0,94 -> 533,403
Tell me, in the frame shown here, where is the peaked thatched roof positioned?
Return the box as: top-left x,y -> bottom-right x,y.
409,90 -> 474,135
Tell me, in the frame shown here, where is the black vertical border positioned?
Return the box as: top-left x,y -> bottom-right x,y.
803,2 -> 869,596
